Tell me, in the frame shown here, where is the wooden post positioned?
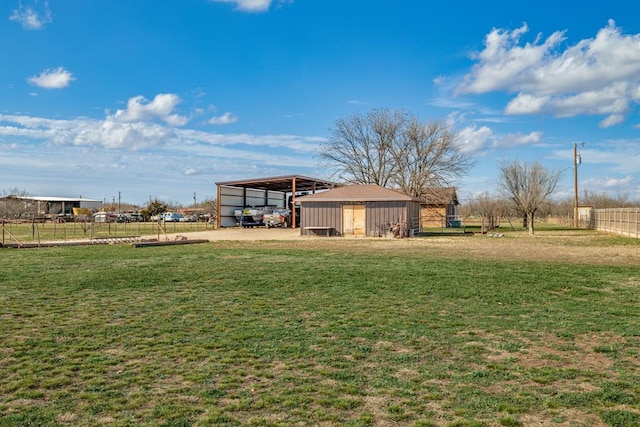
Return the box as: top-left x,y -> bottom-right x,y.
291,177 -> 297,228
574,142 -> 581,228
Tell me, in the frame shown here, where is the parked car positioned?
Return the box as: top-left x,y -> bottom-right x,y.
179,215 -> 196,222
93,212 -> 117,223
115,213 -> 131,223
159,212 -> 184,222
128,212 -> 145,222
114,212 -> 145,222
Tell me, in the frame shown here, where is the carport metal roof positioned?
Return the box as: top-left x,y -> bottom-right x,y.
216,175 -> 337,193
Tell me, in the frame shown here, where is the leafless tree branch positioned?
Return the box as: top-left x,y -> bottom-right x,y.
320,109 -> 474,196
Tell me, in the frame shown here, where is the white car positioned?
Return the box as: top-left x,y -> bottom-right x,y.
159,212 -> 184,222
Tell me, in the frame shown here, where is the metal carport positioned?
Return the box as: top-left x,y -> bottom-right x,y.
216,175 -> 337,228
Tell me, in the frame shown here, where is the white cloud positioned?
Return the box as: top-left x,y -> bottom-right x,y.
506,82 -> 632,121
431,96 -> 479,110
208,112 -> 239,125
0,108 -> 326,204
503,93 -> 550,115
0,113 -> 323,154
492,131 -> 543,149
599,114 -> 624,128
583,175 -> 634,189
0,114 -> 178,150
457,125 -> 493,154
178,128 -> 323,153
110,94 -> 189,127
457,20 -> 640,124
455,118 -> 543,154
10,1 -> 52,30
191,87 -> 207,98
28,67 -> 75,89
432,76 -> 447,86
347,100 -> 373,106
210,0 -> 272,13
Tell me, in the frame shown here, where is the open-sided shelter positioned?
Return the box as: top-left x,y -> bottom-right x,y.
0,195 -> 102,219
215,175 -> 337,228
296,184 -> 424,237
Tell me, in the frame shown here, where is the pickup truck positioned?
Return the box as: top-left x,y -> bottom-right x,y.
263,209 -> 291,228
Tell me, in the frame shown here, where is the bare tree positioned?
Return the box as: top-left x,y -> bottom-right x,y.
320,109 -> 405,186
199,198 -> 218,223
582,190 -> 633,208
498,160 -> 563,235
473,192 -> 501,219
320,109 -> 473,195
391,118 -> 474,197
0,188 -> 33,219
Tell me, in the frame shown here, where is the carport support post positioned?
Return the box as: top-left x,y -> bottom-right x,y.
291,178 -> 297,228
216,185 -> 221,229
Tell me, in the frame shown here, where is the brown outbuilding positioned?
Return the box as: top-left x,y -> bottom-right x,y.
295,184 -> 424,237
419,187 -> 460,229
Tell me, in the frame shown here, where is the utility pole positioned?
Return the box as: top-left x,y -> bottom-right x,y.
573,142 -> 582,227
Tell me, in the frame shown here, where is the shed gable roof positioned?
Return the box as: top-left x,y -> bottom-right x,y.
296,184 -> 423,203
420,187 -> 458,205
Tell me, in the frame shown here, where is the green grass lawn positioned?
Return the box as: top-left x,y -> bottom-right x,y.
1,235 -> 638,426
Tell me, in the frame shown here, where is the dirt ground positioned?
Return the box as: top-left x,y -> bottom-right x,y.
160,227 -> 640,266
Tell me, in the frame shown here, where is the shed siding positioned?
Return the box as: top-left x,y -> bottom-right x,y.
366,202 -> 405,236
300,201 -> 342,235
300,201 -> 421,237
367,201 -> 421,236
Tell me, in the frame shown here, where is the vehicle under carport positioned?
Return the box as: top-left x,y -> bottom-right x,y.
215,175 -> 337,228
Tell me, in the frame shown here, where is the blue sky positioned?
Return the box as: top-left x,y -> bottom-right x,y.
1,0 -> 639,206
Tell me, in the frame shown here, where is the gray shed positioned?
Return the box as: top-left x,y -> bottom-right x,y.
296,184 -> 424,237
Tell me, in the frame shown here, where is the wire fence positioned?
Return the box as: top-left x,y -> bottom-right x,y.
590,208 -> 640,239
1,219 -> 215,247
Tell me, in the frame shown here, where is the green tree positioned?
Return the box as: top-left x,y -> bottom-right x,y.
140,198 -> 169,221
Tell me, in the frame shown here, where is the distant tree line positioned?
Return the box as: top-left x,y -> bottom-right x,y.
460,190 -> 636,221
